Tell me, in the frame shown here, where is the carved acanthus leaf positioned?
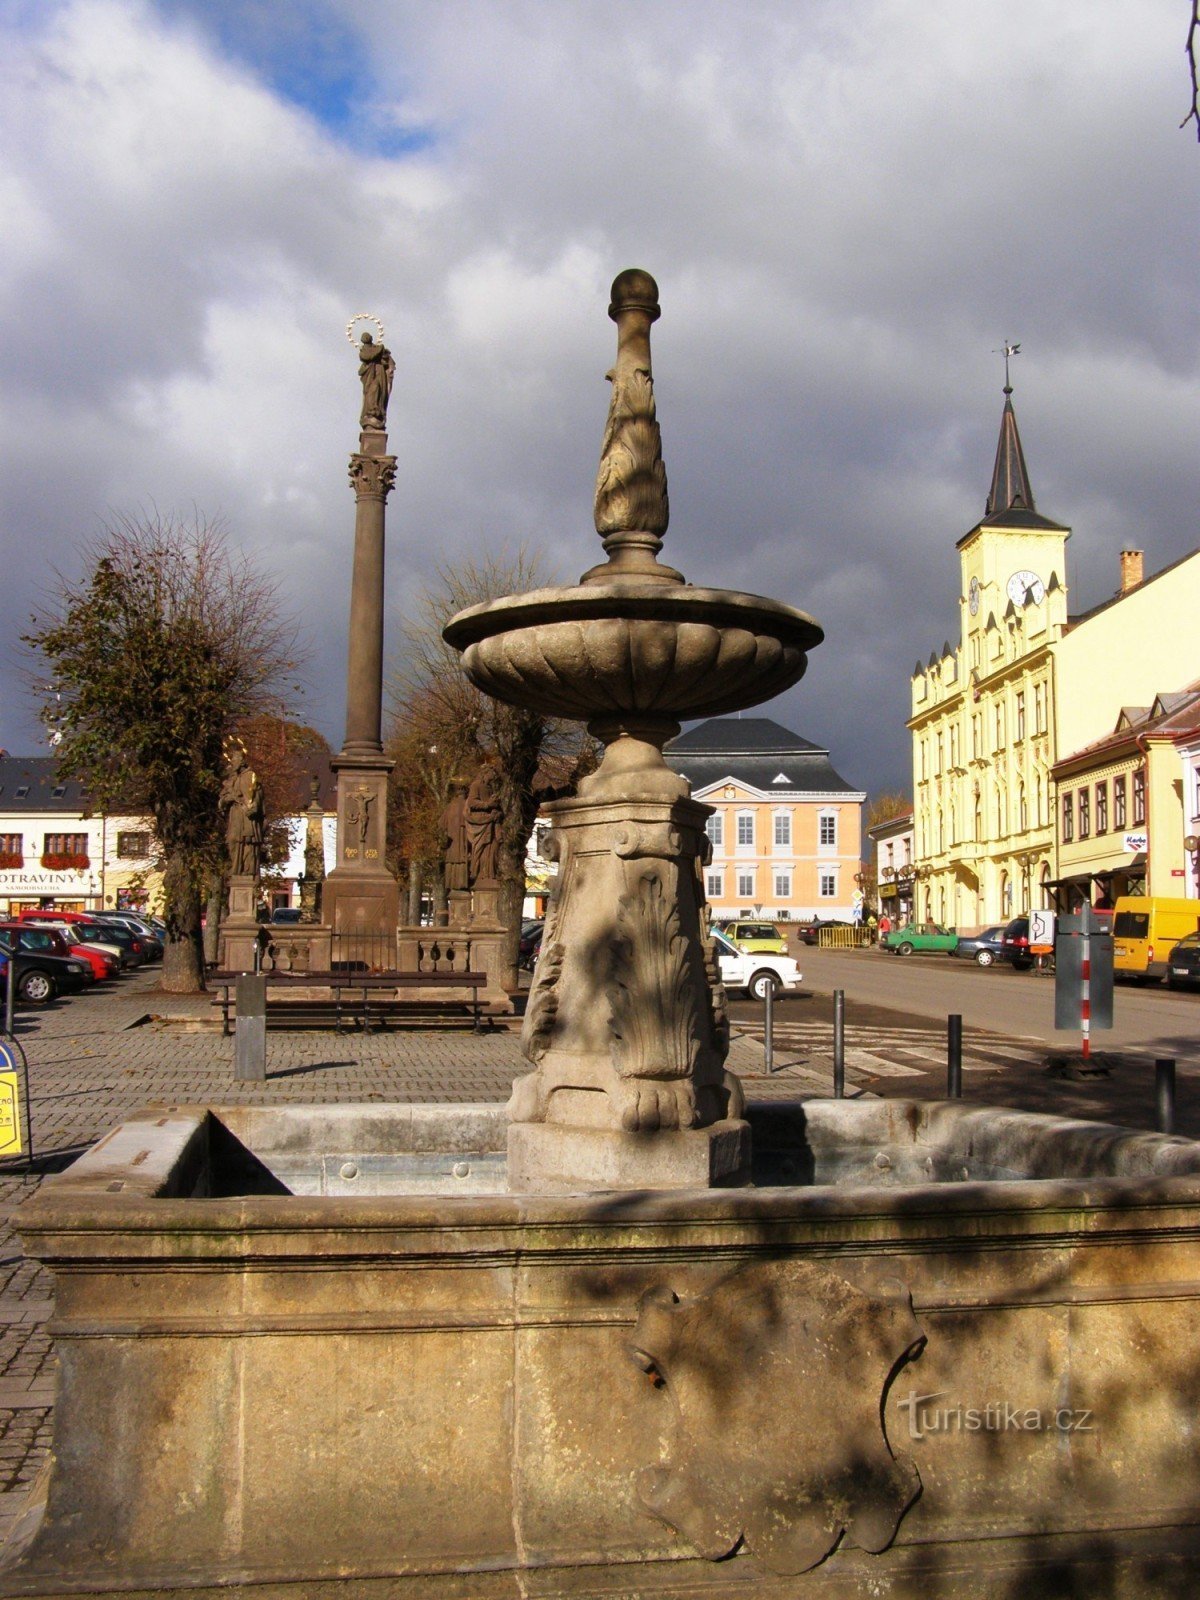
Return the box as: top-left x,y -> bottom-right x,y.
348,453 -> 397,500
594,365 -> 669,535
607,868 -> 701,1083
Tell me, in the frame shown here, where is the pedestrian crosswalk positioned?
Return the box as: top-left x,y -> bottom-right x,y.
730,1016 -> 1046,1097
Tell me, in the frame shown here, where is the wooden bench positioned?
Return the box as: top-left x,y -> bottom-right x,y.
209,970 -> 490,1038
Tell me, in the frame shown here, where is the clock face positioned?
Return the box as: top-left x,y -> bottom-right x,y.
1006,569 -> 1045,607
968,577 -> 980,616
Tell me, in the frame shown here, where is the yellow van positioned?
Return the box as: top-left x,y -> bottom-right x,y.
1112,896 -> 1200,982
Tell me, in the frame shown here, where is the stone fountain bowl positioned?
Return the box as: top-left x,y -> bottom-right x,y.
443,581 -> 823,722
11,1097 -> 1200,1598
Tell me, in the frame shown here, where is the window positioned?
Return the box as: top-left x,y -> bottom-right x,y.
972,714 -> 981,758
1095,782 -> 1108,835
773,870 -> 792,898
1114,774 -> 1127,830
736,870 -> 755,898
935,734 -> 943,774
1062,792 -> 1074,843
43,832 -> 89,866
1193,764 -> 1200,820
819,871 -> 837,898
920,741 -> 928,780
994,704 -> 1004,748
1034,683 -> 1046,734
1015,692 -> 1026,742
949,726 -> 958,768
1078,788 -> 1090,839
0,833 -> 22,866
116,830 -> 151,859
818,813 -> 837,848
736,813 -> 754,848
1018,784 -> 1027,831
705,814 -> 723,847
1133,767 -> 1146,826
706,871 -> 723,898
773,812 -> 791,848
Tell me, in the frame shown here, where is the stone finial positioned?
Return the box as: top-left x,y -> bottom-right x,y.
591,269 -> 673,579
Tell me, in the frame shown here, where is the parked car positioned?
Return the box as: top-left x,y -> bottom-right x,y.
717,920 -> 788,955
19,912 -> 146,969
882,922 -> 958,956
999,917 -> 1034,971
519,920 -> 544,971
794,918 -> 854,946
1167,932 -> 1200,991
54,921 -> 134,968
93,915 -> 163,962
711,927 -> 803,999
0,932 -> 91,1003
269,907 -> 303,925
0,921 -> 116,983
952,926 -> 1009,967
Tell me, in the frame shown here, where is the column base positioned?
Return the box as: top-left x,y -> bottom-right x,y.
506,1118 -> 751,1194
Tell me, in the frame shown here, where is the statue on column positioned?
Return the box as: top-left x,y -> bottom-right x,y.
465,767 -> 503,885
220,742 -> 265,878
357,332 -> 395,430
300,775 -> 326,922
441,780 -> 471,893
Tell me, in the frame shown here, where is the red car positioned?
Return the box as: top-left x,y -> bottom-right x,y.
19,910 -> 146,967
0,920 -> 121,982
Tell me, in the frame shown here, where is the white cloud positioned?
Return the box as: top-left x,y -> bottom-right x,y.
1,0 -> 1197,805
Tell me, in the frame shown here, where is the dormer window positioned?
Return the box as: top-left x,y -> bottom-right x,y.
772,772 -> 788,784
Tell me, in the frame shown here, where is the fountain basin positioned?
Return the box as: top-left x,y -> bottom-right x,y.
443,582 -> 822,723
9,1097 -> 1200,1597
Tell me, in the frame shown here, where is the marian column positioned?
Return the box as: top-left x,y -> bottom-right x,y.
321,319 -> 401,954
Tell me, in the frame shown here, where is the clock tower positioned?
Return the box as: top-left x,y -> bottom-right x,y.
909,380 -> 1070,928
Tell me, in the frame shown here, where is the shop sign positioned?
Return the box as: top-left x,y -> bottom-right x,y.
0,869 -> 85,894
1122,832 -> 1149,854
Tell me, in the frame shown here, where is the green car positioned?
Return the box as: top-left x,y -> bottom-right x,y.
882,922 -> 958,955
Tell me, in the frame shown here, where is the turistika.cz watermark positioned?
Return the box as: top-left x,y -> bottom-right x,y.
897,1390 -> 1095,1441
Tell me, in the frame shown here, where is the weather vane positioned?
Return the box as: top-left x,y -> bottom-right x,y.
993,340 -> 1021,392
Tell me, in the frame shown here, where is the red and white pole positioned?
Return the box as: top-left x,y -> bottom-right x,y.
1080,901 -> 1092,1063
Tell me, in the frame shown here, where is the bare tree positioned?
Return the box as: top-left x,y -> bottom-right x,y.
1185,0 -> 1200,139
389,551 -> 595,986
24,513 -> 303,992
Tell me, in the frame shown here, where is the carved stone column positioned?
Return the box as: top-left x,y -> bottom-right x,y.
507,776 -> 749,1192
322,414 -> 400,954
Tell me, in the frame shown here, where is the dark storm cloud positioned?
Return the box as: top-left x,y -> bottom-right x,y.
1,0 -> 1195,806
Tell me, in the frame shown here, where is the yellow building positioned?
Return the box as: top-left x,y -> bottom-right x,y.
664,718 -> 864,922
1052,685 -> 1200,907
911,384 -> 1200,928
909,388 -> 1067,926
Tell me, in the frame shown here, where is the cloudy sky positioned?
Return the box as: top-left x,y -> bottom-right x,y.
1,0 -> 1196,801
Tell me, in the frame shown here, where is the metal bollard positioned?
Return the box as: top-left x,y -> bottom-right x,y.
235,972 -> 268,1082
947,1014 -> 963,1098
3,956 -> 13,1039
833,989 -> 845,1099
1156,1058 -> 1176,1137
763,981 -> 774,1075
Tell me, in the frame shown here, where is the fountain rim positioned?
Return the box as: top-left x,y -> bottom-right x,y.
442,580 -> 824,652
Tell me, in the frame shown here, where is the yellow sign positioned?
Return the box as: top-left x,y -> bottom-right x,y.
0,1072 -> 21,1157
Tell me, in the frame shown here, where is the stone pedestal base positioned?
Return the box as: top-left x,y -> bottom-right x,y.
507,1118 -> 751,1194
218,876 -> 260,972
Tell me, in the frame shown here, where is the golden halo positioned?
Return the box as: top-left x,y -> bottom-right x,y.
346,313 -> 385,346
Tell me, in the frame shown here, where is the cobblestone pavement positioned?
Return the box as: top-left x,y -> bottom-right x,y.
0,972 -> 1038,1553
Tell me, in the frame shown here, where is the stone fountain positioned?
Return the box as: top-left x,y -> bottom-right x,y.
445,268 -> 821,1192
8,274 -> 1200,1599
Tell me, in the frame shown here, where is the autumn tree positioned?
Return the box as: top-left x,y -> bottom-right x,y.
388,551 -> 596,985
24,513 -> 303,992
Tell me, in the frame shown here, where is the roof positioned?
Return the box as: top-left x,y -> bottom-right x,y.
1052,681 -> 1200,775
0,756 -> 89,812
957,391 -> 1069,543
665,718 -> 862,798
1067,546 -> 1200,629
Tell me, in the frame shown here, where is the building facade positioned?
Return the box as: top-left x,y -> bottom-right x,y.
1052,686 -> 1200,907
0,755 -> 160,917
664,718 -> 864,921
868,811 -> 915,924
910,384 -> 1200,927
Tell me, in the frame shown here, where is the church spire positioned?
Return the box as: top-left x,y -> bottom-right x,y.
984,382 -> 1037,518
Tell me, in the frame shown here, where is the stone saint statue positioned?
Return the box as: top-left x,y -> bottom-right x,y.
357,333 -> 395,430
441,780 -> 470,893
464,768 -> 503,885
221,744 -> 265,878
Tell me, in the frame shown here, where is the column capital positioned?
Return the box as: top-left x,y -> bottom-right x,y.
348,453 -> 397,501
